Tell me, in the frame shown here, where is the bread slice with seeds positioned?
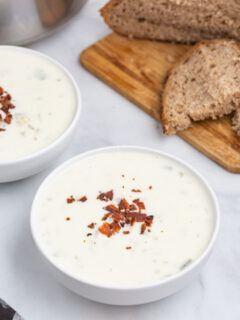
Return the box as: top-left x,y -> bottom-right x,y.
100,0 -> 240,43
161,39 -> 240,135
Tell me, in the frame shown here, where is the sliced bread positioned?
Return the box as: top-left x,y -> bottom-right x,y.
161,39 -> 240,135
101,0 -> 240,43
232,109 -> 240,137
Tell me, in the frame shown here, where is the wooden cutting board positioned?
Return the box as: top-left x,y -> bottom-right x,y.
80,33 -> 240,173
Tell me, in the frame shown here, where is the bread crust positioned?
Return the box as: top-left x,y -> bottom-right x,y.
161,39 -> 240,135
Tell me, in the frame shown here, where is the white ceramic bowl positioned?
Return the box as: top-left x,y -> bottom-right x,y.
0,46 -> 81,183
30,146 -> 220,306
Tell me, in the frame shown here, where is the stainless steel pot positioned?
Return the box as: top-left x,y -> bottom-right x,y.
0,0 -> 87,45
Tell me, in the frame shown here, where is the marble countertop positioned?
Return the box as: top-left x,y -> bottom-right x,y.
0,1 -> 239,319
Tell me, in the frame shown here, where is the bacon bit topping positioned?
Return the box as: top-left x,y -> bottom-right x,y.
98,195 -> 154,237
78,196 -> 87,202
66,217 -> 71,221
104,204 -> 119,213
0,87 -> 15,131
132,189 -> 141,193
129,204 -> 137,211
148,228 -> 151,232
67,195 -> 75,203
121,174 -> 125,177
97,190 -> 113,202
133,199 -> 145,211
149,186 -> 152,190
140,223 -> 146,234
119,198 -> 129,210
126,246 -> 132,250
88,222 -> 96,229
102,213 -> 111,221
87,233 -> 92,237
145,215 -> 154,226
98,222 -> 120,238
4,113 -> 12,124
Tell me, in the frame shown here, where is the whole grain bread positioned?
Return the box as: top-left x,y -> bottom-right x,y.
161,39 -> 240,135
101,0 -> 240,43
232,109 -> 240,137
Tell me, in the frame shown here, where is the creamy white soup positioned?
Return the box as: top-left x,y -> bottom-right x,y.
0,48 -> 77,161
34,149 -> 215,287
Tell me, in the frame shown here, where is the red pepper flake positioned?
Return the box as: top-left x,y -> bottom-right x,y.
126,246 -> 132,250
66,217 -> 71,221
67,195 -> 75,203
140,223 -> 146,234
87,233 -> 92,237
98,222 -> 120,238
88,222 -> 96,229
149,186 -> 152,190
131,189 -> 141,193
78,196 -> 87,202
119,198 -> 129,211
97,190 -> 113,202
123,231 -> 130,234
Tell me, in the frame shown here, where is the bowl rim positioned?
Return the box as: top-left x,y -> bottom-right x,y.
0,45 -> 82,165
30,145 -> 220,291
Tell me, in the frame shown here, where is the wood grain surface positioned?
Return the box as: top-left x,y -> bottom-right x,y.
80,33 -> 240,173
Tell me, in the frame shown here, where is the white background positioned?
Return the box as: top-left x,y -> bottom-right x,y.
0,1 -> 240,319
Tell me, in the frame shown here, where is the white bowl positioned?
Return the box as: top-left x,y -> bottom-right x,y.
30,146 -> 220,306
0,46 -> 81,183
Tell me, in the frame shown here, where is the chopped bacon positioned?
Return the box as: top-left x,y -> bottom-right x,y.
112,211 -> 125,222
66,217 -> 71,221
87,233 -> 92,237
67,195 -> 75,203
123,231 -> 130,234
98,222 -> 120,237
145,215 -> 154,226
133,199 -> 145,211
140,223 -> 146,234
129,204 -> 137,211
149,186 -> 152,190
102,213 -> 111,221
0,128 -> 5,132
131,189 -> 141,193
119,198 -> 129,211
4,113 -> 13,124
97,190 -> 113,202
126,212 -> 146,222
0,87 -> 3,96
78,196 -> 87,202
88,222 -> 96,229
126,246 -> 132,250
104,204 -> 119,213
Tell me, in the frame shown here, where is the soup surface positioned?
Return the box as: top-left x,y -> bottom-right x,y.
34,149 -> 215,287
0,48 -> 77,161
